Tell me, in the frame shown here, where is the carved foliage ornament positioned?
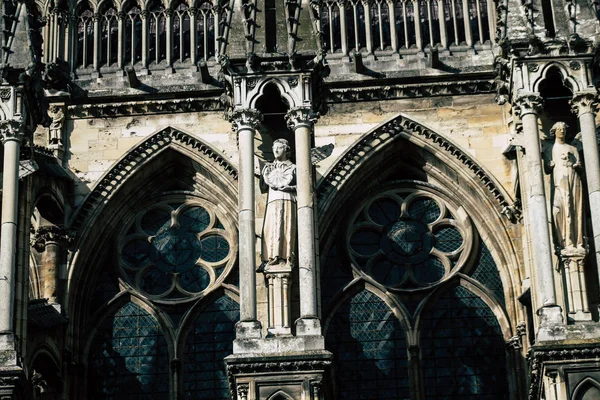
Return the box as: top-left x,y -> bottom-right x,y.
513,93 -> 543,117
0,120 -> 27,143
228,109 -> 263,131
31,225 -> 74,252
285,107 -> 319,130
570,92 -> 598,117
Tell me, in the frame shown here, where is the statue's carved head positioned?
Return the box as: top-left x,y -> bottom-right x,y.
273,138 -> 292,160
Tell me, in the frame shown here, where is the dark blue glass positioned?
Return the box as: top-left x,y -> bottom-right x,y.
420,286 -> 508,399
326,290 -> 410,400
183,296 -> 239,399
88,302 -> 169,399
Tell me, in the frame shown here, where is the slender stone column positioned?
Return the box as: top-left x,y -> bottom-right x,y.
285,107 -> 321,336
0,120 -> 25,352
513,93 -> 561,322
571,91 -> 600,285
229,109 -> 263,339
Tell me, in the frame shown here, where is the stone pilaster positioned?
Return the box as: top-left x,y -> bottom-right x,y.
228,108 -> 263,340
285,107 -> 321,336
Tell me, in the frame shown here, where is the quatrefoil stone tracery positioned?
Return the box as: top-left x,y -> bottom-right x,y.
347,188 -> 473,290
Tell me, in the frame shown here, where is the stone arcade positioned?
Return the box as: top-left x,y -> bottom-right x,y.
3,0 -> 600,398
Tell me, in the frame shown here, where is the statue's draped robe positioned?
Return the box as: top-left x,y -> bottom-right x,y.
261,160 -> 297,268
552,142 -> 584,250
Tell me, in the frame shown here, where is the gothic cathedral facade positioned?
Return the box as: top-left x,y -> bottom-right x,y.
0,0 -> 600,398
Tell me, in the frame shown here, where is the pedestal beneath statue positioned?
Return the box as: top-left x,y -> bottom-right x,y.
226,351 -> 332,400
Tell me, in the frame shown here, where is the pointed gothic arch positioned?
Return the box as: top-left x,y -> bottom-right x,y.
317,113 -> 521,329
572,377 -> 600,400
267,390 -> 295,400
65,127 -> 239,388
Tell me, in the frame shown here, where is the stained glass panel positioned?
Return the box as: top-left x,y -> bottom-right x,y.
326,290 -> 410,400
420,286 -> 508,399
471,241 -> 505,305
183,296 -> 239,399
89,302 -> 169,400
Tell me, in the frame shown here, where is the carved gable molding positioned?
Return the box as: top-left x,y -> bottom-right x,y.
317,114 -> 518,222
69,127 -> 238,232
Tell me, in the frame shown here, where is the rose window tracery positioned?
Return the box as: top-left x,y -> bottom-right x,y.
347,187 -> 473,289
118,200 -> 234,301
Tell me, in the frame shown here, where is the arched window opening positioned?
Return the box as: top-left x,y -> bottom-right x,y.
405,1 -> 416,48
100,7 -> 119,67
76,7 -> 94,68
394,1 -> 407,49
326,290 -> 410,399
468,0 -> 489,44
173,3 -> 191,63
420,286 -> 508,399
183,295 -> 238,399
149,4 -> 167,65
197,1 -> 217,61
370,0 -> 391,51
124,6 -> 143,66
265,0 -> 277,52
321,2 -> 342,53
88,302 -> 169,399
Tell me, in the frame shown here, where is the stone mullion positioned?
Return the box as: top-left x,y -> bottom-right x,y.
571,92 -> 600,292
338,1 -> 348,56
117,11 -> 126,69
93,13 -> 101,71
412,0 -> 423,51
387,0 -> 398,52
513,93 -> 562,331
67,13 -> 78,71
363,0 -> 374,55
461,0 -> 472,47
189,8 -> 197,64
165,8 -> 174,67
437,0 -> 447,49
141,10 -> 149,68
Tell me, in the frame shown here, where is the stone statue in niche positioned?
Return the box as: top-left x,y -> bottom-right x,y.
548,122 -> 585,253
260,138 -> 297,271
48,106 -> 64,146
547,121 -> 590,321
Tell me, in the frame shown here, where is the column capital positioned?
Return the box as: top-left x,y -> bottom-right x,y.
228,108 -> 263,132
570,91 -> 598,117
0,120 -> 26,144
285,107 -> 319,130
513,92 -> 543,118
31,225 -> 74,252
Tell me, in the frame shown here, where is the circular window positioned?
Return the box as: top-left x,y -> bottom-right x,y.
118,199 -> 234,302
347,186 -> 473,290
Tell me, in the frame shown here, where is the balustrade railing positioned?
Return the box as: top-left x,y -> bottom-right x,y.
319,0 -> 494,56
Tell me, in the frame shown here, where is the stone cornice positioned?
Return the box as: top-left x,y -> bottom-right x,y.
65,97 -> 223,119
528,344 -> 600,400
70,127 -> 238,231
317,114 -> 519,223
326,79 -> 495,103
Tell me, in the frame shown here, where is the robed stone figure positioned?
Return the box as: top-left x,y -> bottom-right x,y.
260,139 -> 297,270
